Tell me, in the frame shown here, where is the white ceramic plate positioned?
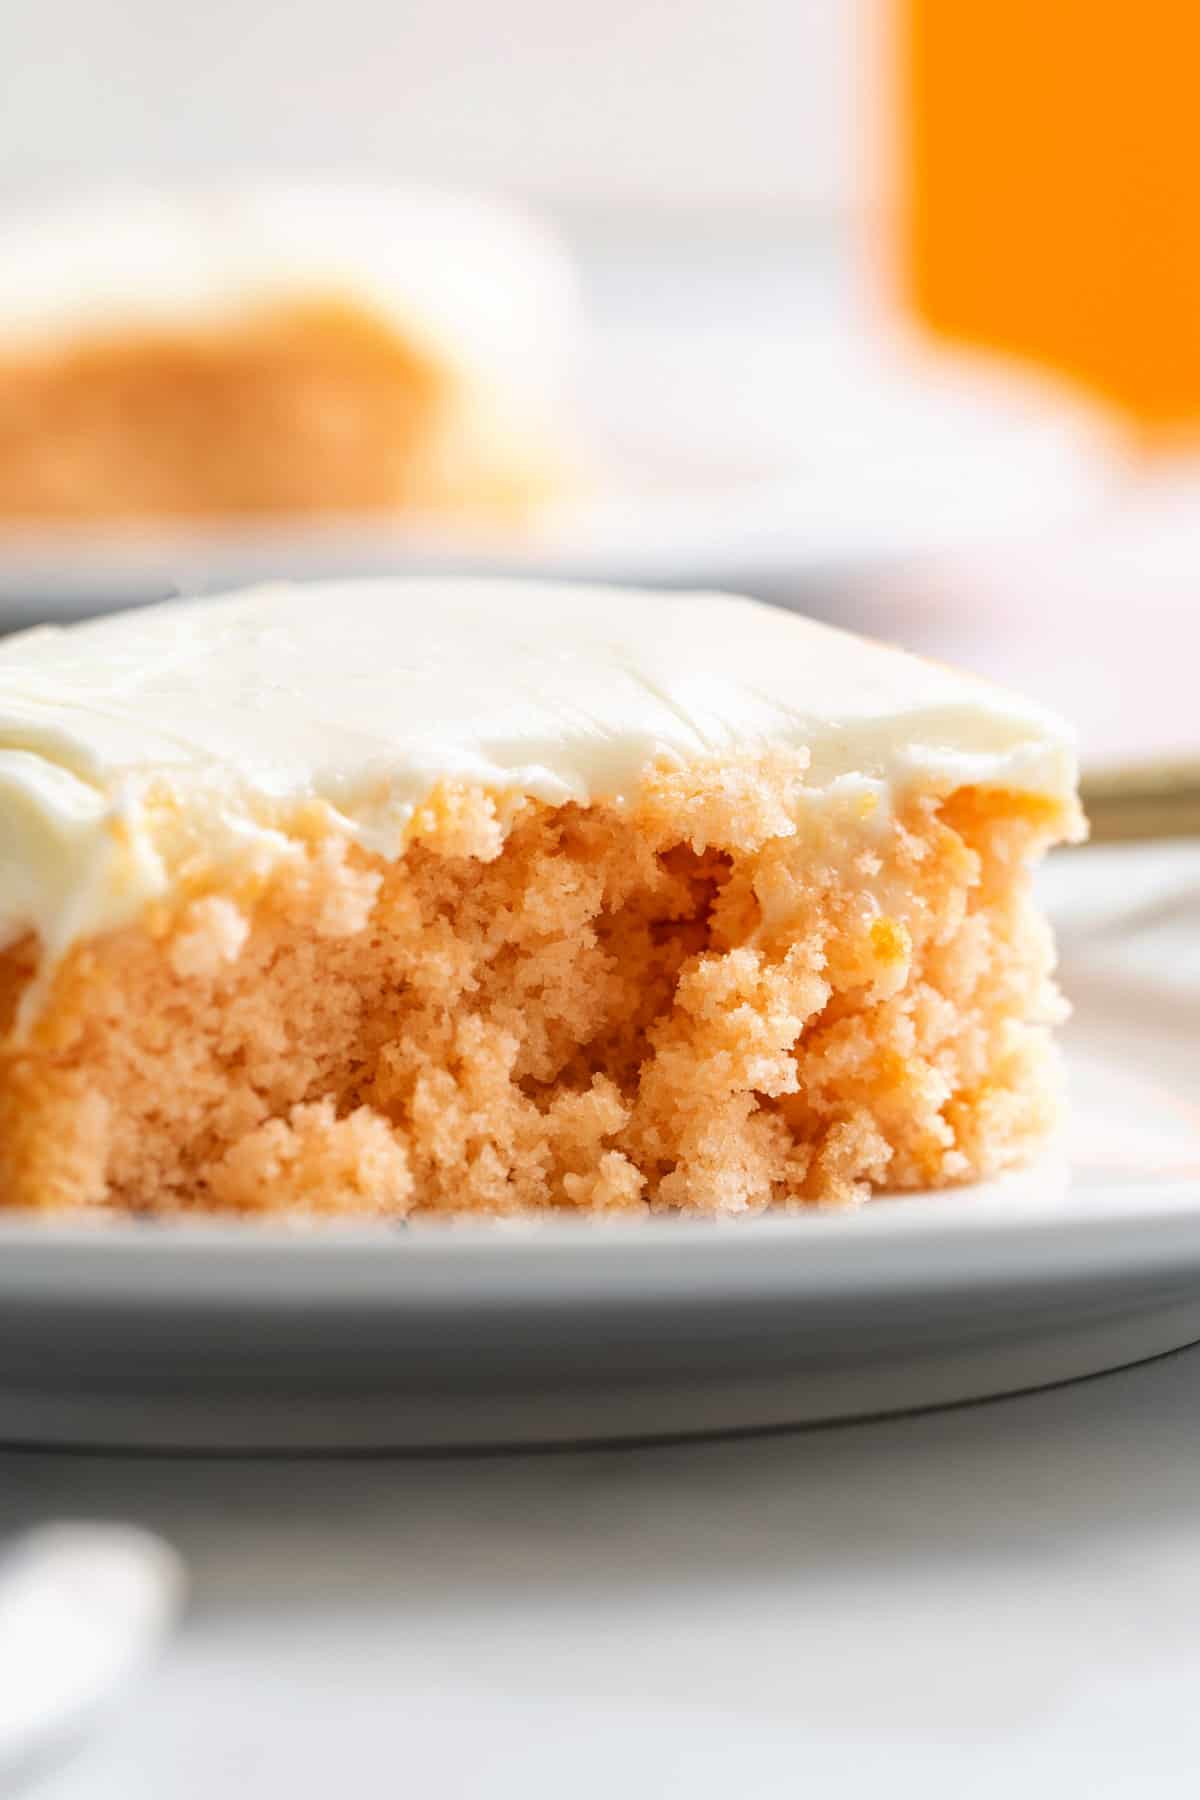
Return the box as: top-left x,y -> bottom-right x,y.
0,845 -> 1195,1451
0,322 -> 1117,627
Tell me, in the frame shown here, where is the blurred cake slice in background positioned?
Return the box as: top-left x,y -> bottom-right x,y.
0,185 -> 575,525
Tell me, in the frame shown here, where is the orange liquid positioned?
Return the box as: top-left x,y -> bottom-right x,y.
899,0 -> 1200,431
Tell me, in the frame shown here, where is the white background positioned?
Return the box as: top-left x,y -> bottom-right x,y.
3,0 -> 860,223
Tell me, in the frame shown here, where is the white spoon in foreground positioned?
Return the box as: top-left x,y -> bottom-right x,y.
0,1522 -> 186,1785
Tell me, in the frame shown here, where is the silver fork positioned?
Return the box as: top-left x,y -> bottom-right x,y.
1081,759 -> 1200,844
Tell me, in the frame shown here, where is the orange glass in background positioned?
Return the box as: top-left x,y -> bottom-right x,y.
898,0 -> 1200,435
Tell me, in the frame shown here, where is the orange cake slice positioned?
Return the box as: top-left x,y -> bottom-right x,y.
0,187 -> 573,524
0,579 -> 1083,1217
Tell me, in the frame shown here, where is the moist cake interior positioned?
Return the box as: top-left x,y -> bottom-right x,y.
0,754 -> 1069,1217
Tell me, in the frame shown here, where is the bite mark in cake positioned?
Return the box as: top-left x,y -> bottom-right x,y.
0,580 -> 1084,1216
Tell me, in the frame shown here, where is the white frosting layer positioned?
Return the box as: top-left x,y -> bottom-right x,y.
0,185 -> 574,394
0,579 -> 1079,965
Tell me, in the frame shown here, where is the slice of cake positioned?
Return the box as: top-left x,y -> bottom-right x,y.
0,580 -> 1083,1217
0,186 -> 573,524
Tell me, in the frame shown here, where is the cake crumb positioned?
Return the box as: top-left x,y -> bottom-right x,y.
169,897 -> 250,979
0,755 -> 1072,1216
208,1101 -> 415,1216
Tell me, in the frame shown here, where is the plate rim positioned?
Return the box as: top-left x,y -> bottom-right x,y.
1,1168 -> 1198,1312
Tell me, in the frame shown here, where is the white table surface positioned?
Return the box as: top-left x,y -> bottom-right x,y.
7,1341 -> 1200,1800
